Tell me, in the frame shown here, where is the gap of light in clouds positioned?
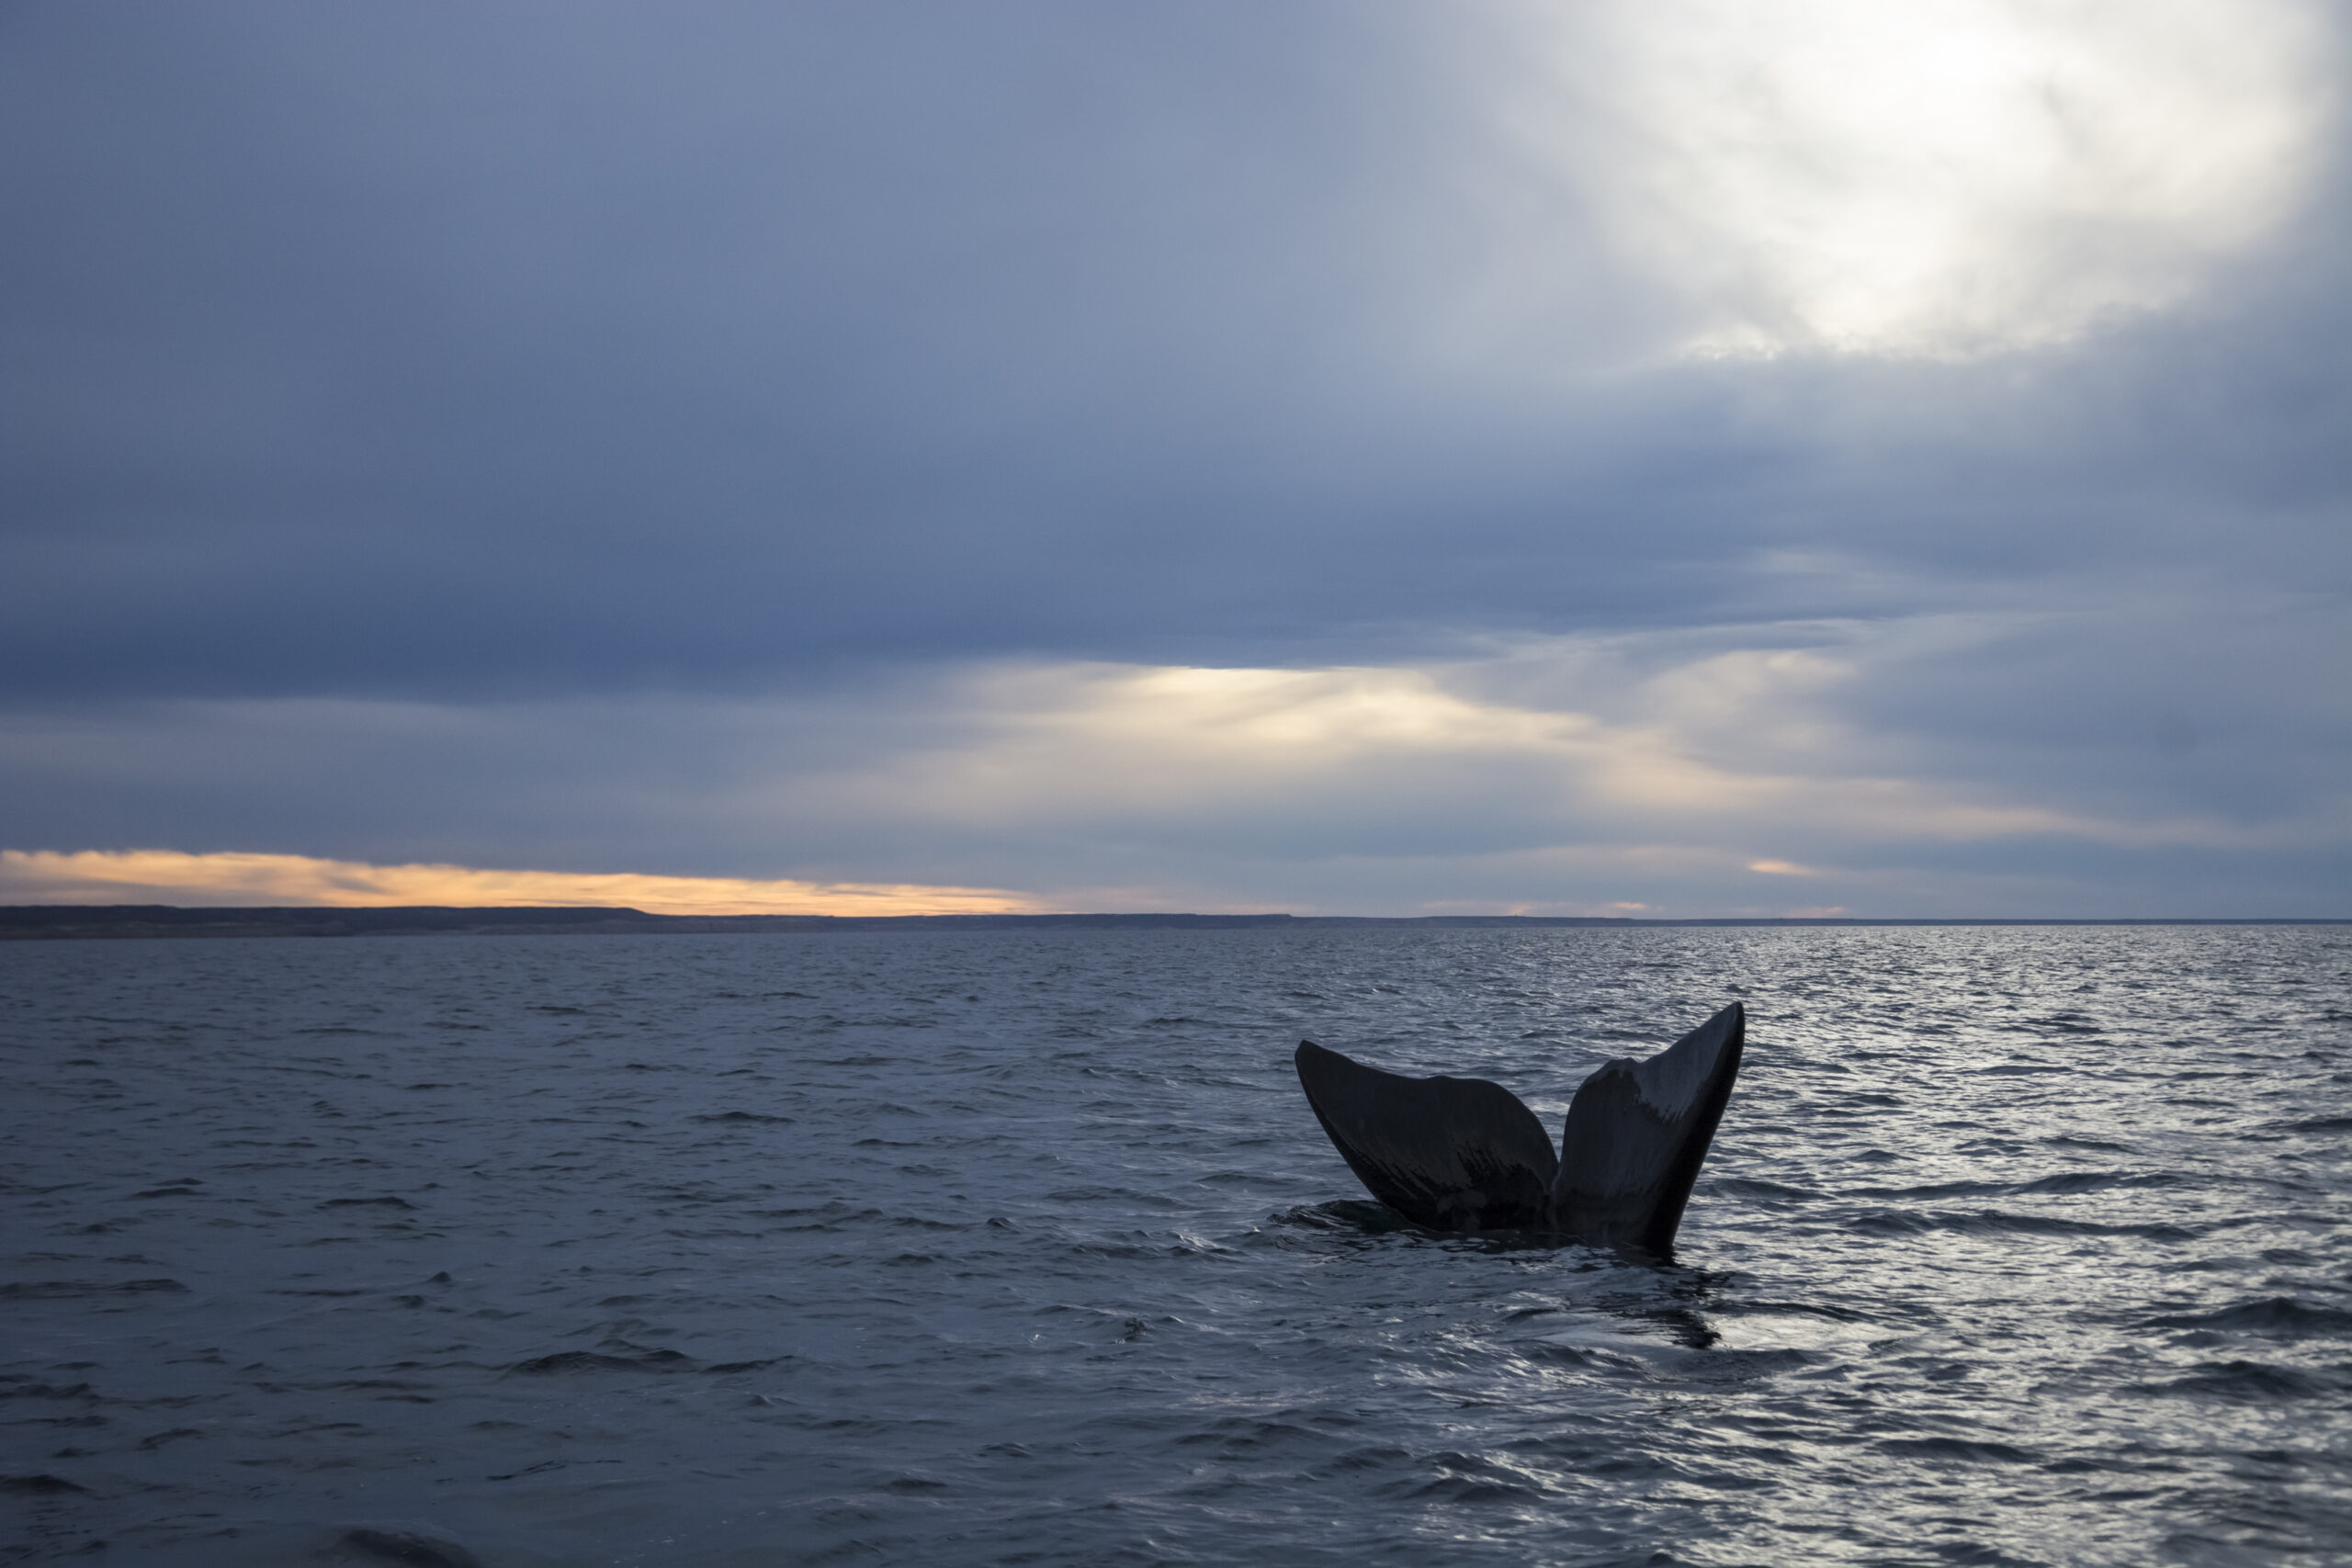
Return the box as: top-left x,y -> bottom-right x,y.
1497,0 -> 2329,360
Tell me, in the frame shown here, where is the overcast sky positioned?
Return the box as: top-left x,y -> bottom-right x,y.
4,0 -> 2346,916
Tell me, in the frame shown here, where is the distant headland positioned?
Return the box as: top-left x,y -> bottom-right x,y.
0,906 -> 2342,941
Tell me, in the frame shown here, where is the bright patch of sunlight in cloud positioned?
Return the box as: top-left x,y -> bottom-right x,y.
0,850 -> 1040,917
812,652 -> 2185,848
1510,0 -> 2328,357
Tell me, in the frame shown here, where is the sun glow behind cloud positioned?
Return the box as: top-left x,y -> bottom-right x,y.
1506,0 -> 2330,358
0,850 -> 1040,918
854,655 -> 2105,848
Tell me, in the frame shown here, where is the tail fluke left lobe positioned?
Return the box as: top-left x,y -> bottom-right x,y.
1293,1041 -> 1557,1233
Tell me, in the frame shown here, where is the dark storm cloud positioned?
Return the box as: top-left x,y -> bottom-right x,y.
1,0 -> 1508,694
8,1 -> 2336,703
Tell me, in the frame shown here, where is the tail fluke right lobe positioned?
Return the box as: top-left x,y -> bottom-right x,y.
1551,1001 -> 1745,1255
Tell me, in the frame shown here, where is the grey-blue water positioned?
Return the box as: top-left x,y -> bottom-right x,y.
4,927 -> 2348,1567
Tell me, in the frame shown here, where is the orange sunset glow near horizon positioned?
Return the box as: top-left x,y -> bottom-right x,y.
0,850 -> 1044,919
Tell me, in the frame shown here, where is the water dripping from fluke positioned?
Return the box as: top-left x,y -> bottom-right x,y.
1295,1002 -> 1745,1257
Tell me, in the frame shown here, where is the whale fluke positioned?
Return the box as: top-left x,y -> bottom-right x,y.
1294,1002 -> 1745,1252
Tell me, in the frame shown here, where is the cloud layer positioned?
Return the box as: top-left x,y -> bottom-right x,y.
7,592 -> 2340,916
3,1 -> 2345,913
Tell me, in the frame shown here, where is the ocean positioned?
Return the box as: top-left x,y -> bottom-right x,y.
3,925 -> 2347,1566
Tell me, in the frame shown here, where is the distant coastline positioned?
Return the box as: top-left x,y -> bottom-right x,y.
1,905 -> 2345,941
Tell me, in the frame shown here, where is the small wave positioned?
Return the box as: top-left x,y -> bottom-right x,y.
2142,1297 -> 2352,1340
339,1527 -> 482,1568
1400,1472 -> 1544,1504
508,1348 -> 696,1375
1516,1340 -> 1611,1368
2137,1359 -> 2344,1403
137,1427 -> 204,1450
1384,1450 -> 1546,1505
254,1376 -> 435,1394
1176,1416 -> 1328,1455
740,1203 -> 966,1234
1708,1177 -> 1824,1201
1848,1209 -> 2199,1241
1855,1179 -> 2009,1200
0,1278 -> 188,1299
1874,1435 -> 2038,1465
1270,1200 -> 1414,1235
2014,1169 -> 2181,1195
1311,1444 -> 1413,1476
1723,1298 -> 1872,1324
3,1473 -> 90,1495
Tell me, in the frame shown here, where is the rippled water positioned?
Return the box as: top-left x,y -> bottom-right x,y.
4,926 -> 2348,1567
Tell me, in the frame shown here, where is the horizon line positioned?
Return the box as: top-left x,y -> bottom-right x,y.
3,903 -> 2346,938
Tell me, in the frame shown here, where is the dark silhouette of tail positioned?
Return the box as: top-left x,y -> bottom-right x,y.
1295,1002 -> 1745,1251
1550,1002 -> 1745,1252
1292,1042 -> 1557,1231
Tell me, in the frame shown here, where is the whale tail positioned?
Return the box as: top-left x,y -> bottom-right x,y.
1294,1002 -> 1745,1252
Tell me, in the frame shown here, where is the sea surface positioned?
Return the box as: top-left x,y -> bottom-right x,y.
3,926 -> 2348,1567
